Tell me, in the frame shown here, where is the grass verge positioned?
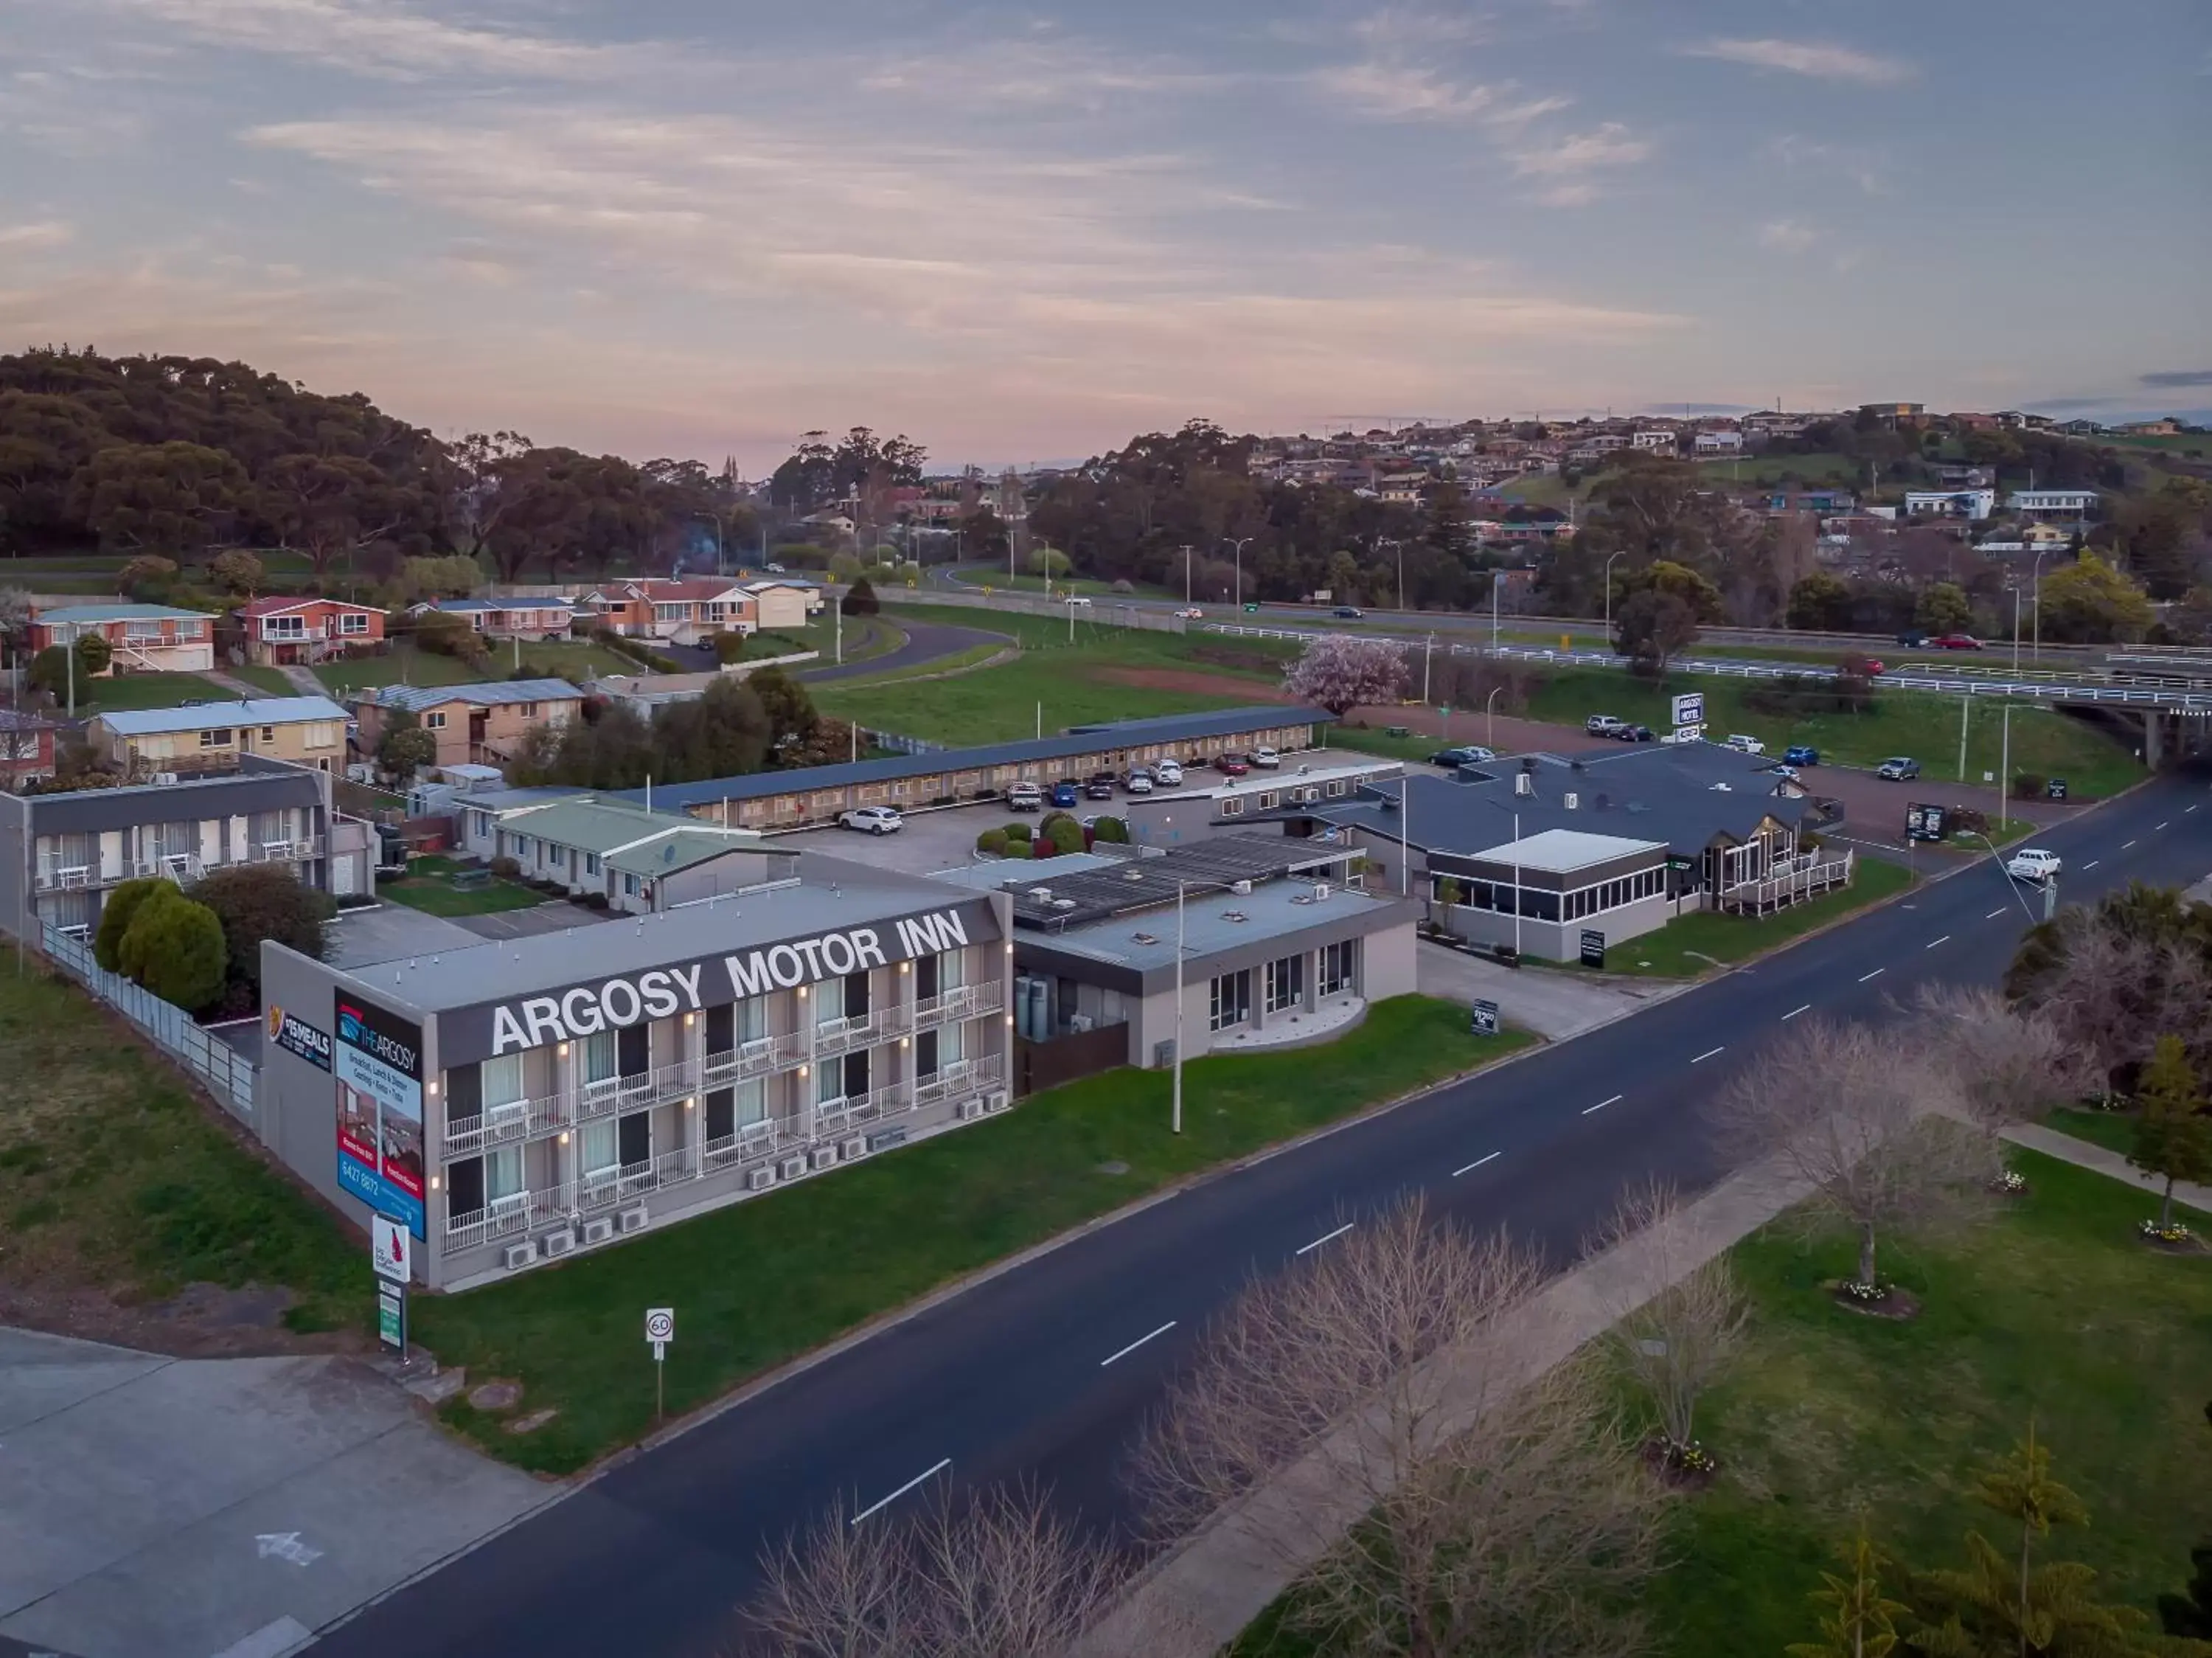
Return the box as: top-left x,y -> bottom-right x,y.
2044,1106 -> 2140,1157
61,670 -> 235,713
313,638 -> 639,696
1555,856 -> 1917,977
0,968 -> 366,1335
413,996 -> 1539,1474
379,854 -> 546,917
224,664 -> 299,696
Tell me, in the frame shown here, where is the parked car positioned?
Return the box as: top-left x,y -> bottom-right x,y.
1332,606 -> 1364,620
1782,744 -> 1820,766
1896,630 -> 1927,648
1152,758 -> 1185,786
1084,772 -> 1117,799
1175,607 -> 1204,620
838,805 -> 902,835
1050,780 -> 1079,808
1585,714 -> 1627,736
765,561 -> 788,575
1659,729 -> 1702,745
1427,745 -> 1496,768
1930,633 -> 1983,651
1123,768 -> 1155,794
1615,724 -> 1655,743
2007,847 -> 2062,884
1214,753 -> 1251,776
1251,746 -> 1281,769
1006,783 -> 1043,812
1724,734 -> 1767,755
1065,594 -> 1093,606
1876,756 -> 1921,780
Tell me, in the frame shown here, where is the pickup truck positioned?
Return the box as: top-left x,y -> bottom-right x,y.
1585,715 -> 1627,737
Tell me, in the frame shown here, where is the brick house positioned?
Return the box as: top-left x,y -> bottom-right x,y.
575,579 -> 759,645
411,597 -> 578,642
351,678 -> 585,769
28,603 -> 216,674
0,710 -> 58,790
234,595 -> 388,665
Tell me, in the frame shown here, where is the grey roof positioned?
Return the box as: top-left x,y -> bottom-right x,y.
361,679 -> 582,713
16,764 -> 325,834
1007,834 -> 1349,931
94,695 -> 347,736
1033,878 -> 1408,977
1470,828 -> 1668,873
925,852 -> 1128,891
633,705 -> 1335,811
491,795 -> 746,856
35,603 -> 215,624
606,830 -> 773,877
422,597 -> 576,613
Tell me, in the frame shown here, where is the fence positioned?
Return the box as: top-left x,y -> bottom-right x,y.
40,925 -> 260,1124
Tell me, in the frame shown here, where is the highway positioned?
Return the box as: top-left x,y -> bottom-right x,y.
311,763 -> 2212,1658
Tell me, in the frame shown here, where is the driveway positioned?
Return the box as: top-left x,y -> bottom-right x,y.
1413,939 -> 1683,1038
800,618 -> 1006,683
0,1327 -> 549,1658
772,802 -> 1022,875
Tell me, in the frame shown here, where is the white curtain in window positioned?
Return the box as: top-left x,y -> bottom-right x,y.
486,1145 -> 525,1202
580,1119 -> 617,1176
936,948 -> 967,991
817,1064 -> 845,1104
815,977 -> 845,1025
481,1052 -> 526,1108
734,1079 -> 767,1125
938,1021 -> 966,1065
582,1031 -> 616,1083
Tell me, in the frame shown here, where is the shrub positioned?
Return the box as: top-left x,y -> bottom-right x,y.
118,887 -> 227,1010
187,863 -> 335,997
1091,816 -> 1130,844
2012,771 -> 2048,800
1038,810 -> 1075,839
1045,816 -> 1085,856
976,828 -> 1009,856
489,856 -> 521,879
711,630 -> 748,665
1111,579 -> 1134,594
94,876 -> 169,971
1000,839 -> 1032,859
1002,821 -> 1033,843
1742,672 -> 1876,718
841,577 -> 880,617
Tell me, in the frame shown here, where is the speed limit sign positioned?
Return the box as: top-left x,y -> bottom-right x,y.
645,1306 -> 675,1350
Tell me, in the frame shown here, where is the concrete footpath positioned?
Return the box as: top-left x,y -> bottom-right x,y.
1413,939 -> 1682,1040
0,1330 -> 551,1658
2002,1120 -> 2212,1215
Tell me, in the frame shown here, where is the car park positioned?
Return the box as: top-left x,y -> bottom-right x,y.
1214,753 -> 1251,776
1877,756 -> 1921,780
1251,746 -> 1281,769
1084,772 -> 1117,799
838,805 -> 903,835
1332,606 -> 1364,619
2007,847 -> 2062,884
1930,633 -> 1983,650
1152,758 -> 1184,786
1006,782 -> 1043,812
1426,745 -> 1496,768
1051,780 -> 1079,808
1614,724 -> 1655,743
1782,744 -> 1820,766
1723,734 -> 1767,755
1585,714 -> 1627,736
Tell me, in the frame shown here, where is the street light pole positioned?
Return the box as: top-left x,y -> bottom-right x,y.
1602,551 -> 1626,649
1222,537 -> 1252,605
1172,881 -> 1186,1134
1486,685 -> 1501,752
2030,549 -> 2051,661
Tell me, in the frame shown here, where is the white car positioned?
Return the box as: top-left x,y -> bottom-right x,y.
1660,729 -> 1703,746
839,806 -> 903,835
1251,746 -> 1282,769
1175,607 -> 1204,620
1724,734 -> 1767,755
2007,847 -> 2062,884
1122,771 -> 1155,794
1005,783 -> 1043,812
1153,760 -> 1184,786
1065,594 -> 1093,606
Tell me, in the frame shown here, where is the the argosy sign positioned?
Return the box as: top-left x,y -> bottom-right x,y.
480,907 -> 981,1056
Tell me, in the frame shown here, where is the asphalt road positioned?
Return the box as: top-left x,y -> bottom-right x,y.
796,617 -> 1006,682
312,763 -> 2212,1658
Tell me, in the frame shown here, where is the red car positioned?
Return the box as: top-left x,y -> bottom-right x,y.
1214,753 -> 1251,776
1930,634 -> 1983,651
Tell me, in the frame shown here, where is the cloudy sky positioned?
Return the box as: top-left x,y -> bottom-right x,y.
3,0 -> 2207,468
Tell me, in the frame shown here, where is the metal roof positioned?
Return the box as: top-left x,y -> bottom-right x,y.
1032,878 -> 1408,976
15,763 -> 324,834
1470,828 -> 1666,873
1007,833 -> 1346,931
635,705 -> 1334,811
495,795 -> 757,856
606,830 -> 770,877
361,679 -> 583,713
422,597 -> 577,613
94,694 -> 348,736
35,603 -> 214,624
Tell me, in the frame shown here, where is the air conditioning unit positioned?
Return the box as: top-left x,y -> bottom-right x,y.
839,1136 -> 867,1162
1231,878 -> 1252,895
616,1204 -> 649,1235
1564,792 -> 1579,811
748,1165 -> 777,1192
780,1154 -> 809,1182
1514,772 -> 1533,797
501,1241 -> 537,1270
150,771 -> 179,786
581,1216 -> 616,1246
1313,881 -> 1332,899
957,1098 -> 986,1121
540,1228 -> 577,1259
985,1089 -> 1011,1113
811,1145 -> 839,1171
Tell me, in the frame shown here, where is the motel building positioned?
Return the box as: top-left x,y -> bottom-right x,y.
254,854 -> 1014,1288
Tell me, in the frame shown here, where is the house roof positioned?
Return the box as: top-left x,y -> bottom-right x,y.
360,678 -> 582,713
236,594 -> 384,618
422,597 -> 577,614
493,794 -> 757,857
0,708 -> 58,733
606,829 -> 767,877
35,603 -> 214,625
1467,828 -> 1666,874
93,695 -> 348,737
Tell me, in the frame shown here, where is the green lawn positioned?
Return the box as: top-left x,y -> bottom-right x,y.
2045,1106 -> 2140,1157
63,671 -> 235,713
1231,1151 -> 2212,1658
224,664 -> 298,696
378,855 -> 546,917
314,639 -> 635,696
1694,450 -> 1864,488
752,615 -> 902,667
414,996 -> 1540,1473
946,564 -> 1178,600
830,642 -> 1004,688
0,970 -> 367,1336
1521,667 -> 2143,798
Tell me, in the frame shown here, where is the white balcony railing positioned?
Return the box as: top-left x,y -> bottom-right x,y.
914,981 -> 1005,1026
813,1007 -> 902,1057
812,1090 -> 881,1132
444,1191 -> 531,1253
702,1032 -> 803,1083
253,837 -> 323,863
35,862 -> 95,892
441,1097 -> 533,1158
914,1054 -> 1005,1108
703,1117 -> 780,1172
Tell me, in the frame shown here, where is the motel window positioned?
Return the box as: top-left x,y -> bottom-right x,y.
448,1155 -> 484,1218
705,1080 -> 766,1142
1265,954 -> 1304,1013
582,1030 -> 618,1085
1258,792 -> 1279,811
486,1144 -> 524,1205
481,1052 -> 526,1111
1318,940 -> 1356,998
938,1019 -> 966,1065
1326,780 -> 1348,797
623,873 -> 640,898
815,974 -> 845,1024
261,726 -> 275,742
584,853 -> 600,875
917,1027 -> 939,1077
936,947 -> 967,992
617,1111 -> 650,1168
518,703 -> 537,718
425,711 -> 448,730
1209,969 -> 1251,1031
1220,798 -> 1245,817
198,729 -> 232,748
580,1119 -> 618,1179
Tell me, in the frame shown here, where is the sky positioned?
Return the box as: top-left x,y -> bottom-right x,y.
2,0 -> 2208,471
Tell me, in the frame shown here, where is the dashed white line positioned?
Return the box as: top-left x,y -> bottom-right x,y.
1859,968 -> 1885,982
1582,1095 -> 1623,1116
1782,1004 -> 1812,1021
1926,934 -> 1950,950
2188,804 -> 2201,814
1452,1151 -> 1502,1177
852,1458 -> 952,1525
1296,1222 -> 1355,1255
2156,821 -> 2169,831
1986,908 -> 2008,920
1101,1322 -> 1178,1367
2084,859 -> 2100,870
1691,1047 -> 1725,1064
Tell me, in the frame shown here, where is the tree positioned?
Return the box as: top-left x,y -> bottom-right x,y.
1281,634 -> 1409,715
1134,1196 -> 1664,1658
841,576 -> 880,617
93,876 -> 168,971
206,547 -> 265,594
1908,984 -> 2087,1153
397,554 -> 482,603
116,553 -> 180,597
2036,552 -> 2157,645
2005,885 -> 2212,1089
1790,570 -> 1856,632
74,630 -> 111,678
2160,1544 -> 2212,1640
1590,1183 -> 1748,1469
1026,546 -> 1073,579
377,718 -> 438,784
2129,1035 -> 2212,1235
1789,1522 -> 1910,1658
748,666 -> 819,755
1916,582 -> 1974,635
69,440 -> 251,556
116,885 -> 228,1010
187,864 -> 334,999
1614,589 -> 1700,682
1708,1017 -> 1993,1294
1324,548 -> 1363,603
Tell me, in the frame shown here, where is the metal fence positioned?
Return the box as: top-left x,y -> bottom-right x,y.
40,925 -> 260,1124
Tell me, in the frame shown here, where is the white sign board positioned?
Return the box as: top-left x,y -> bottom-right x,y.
371,1214 -> 411,1284
646,1307 -> 674,1362
1671,692 -> 1705,729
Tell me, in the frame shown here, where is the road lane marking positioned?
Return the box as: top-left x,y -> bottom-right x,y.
1691,1047 -> 1724,1064
1296,1222 -> 1355,1255
1986,908 -> 2008,919
1783,1004 -> 1811,1021
1452,1151 -> 1502,1176
2123,839 -> 2137,850
2188,805 -> 2200,814
1926,935 -> 1950,949
2157,822 -> 2168,831
1101,1322 -> 1178,1367
1859,968 -> 1885,982
1583,1095 -> 1623,1115
852,1458 -> 952,1525
2084,860 -> 2100,870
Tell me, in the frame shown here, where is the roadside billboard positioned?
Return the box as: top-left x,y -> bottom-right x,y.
335,993 -> 426,1238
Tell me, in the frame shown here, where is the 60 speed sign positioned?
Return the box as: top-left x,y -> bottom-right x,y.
645,1307 -> 675,1345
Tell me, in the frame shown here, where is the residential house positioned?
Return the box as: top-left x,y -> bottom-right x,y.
412,597 -> 577,642
1902,488 -> 1995,521
1933,464 -> 1996,489
1763,488 -> 1857,515
28,603 -> 216,674
1859,402 -> 1925,424
454,792 -> 775,915
1693,430 -> 1745,455
2120,418 -> 2180,436
234,595 -> 387,665
0,710 -> 58,790
740,579 -> 823,630
577,578 -> 758,645
352,679 -> 584,769
0,755 -> 376,942
1631,429 -> 1677,453
90,696 -> 349,777
2007,488 -> 2099,521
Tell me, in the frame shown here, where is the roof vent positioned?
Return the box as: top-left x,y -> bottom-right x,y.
1222,910 -> 1248,923
1123,868 -> 1144,881
1052,898 -> 1077,911
1231,879 -> 1252,895
1132,932 -> 1161,945
1028,887 -> 1052,902
1514,772 -> 1533,797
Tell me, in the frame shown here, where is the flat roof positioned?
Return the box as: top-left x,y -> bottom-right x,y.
1472,828 -> 1666,873
1009,834 -> 1346,930
94,694 -> 347,736
1036,878 -> 1402,976
925,852 -> 1127,891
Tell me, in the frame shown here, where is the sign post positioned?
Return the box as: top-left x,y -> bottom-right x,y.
1468,999 -> 1500,1038
646,1307 -> 675,1422
371,1213 -> 411,1361
1579,929 -> 1607,970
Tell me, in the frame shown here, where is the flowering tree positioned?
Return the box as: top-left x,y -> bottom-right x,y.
1281,634 -> 1410,715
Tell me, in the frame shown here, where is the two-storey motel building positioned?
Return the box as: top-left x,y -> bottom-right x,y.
255,853 -> 1013,1288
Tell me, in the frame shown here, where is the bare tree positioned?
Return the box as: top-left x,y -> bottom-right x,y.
1908,982 -> 2090,1148
1133,1196 -> 1663,1658
1588,1183 -> 1747,1468
1709,1017 -> 1994,1294
2014,914 -> 2212,1094
740,1480 -> 1132,1658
